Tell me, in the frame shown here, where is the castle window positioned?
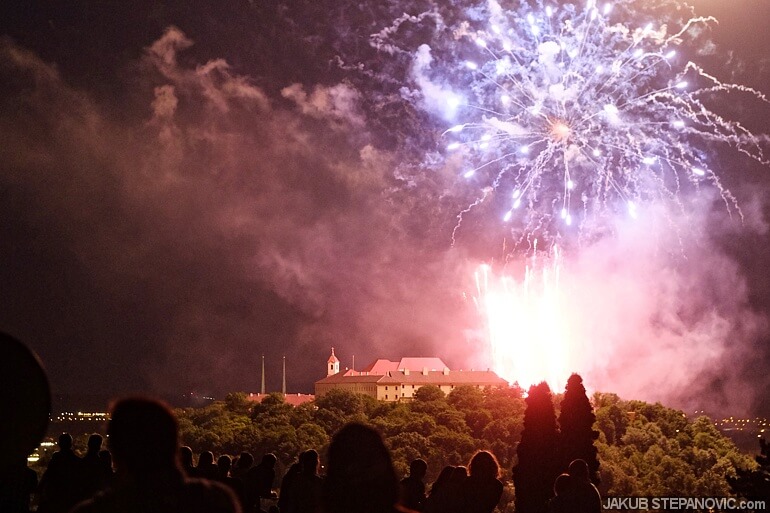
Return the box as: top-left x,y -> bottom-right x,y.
385,386 -> 388,390
386,395 -> 389,400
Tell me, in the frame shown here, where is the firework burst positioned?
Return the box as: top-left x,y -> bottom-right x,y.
416,0 -> 770,243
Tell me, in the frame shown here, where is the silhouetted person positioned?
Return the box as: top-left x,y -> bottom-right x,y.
198,451 -> 219,480
0,456 -> 38,513
323,423 -> 400,513
0,334 -> 48,512
400,458 -> 427,512
444,466 -> 468,513
79,434 -> 108,499
425,466 -> 454,513
0,333 -> 51,474
548,474 -> 572,513
180,446 -> 197,477
566,459 -> 602,513
277,461 -> 301,513
245,453 -> 277,511
217,455 -> 245,507
231,452 -> 253,481
217,455 -> 232,480
288,450 -> 323,513
463,451 -> 504,513
70,397 -> 240,513
38,433 -> 82,513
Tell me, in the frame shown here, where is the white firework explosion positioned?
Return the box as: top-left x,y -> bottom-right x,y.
408,0 -> 769,244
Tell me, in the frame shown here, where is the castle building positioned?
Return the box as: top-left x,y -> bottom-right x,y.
314,350 -> 508,401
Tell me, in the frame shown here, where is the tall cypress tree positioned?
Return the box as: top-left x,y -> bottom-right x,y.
558,373 -> 600,484
513,381 -> 561,513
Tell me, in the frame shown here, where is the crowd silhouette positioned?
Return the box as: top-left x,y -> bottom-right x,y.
6,396 -> 604,513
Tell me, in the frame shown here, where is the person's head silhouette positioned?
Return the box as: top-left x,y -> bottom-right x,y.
324,423 -> 398,513
409,459 -> 427,480
468,450 -> 500,480
567,459 -> 590,481
87,434 -> 103,454
553,473 -> 572,496
261,453 -> 277,468
58,433 -> 73,451
107,398 -> 178,474
180,446 -> 194,468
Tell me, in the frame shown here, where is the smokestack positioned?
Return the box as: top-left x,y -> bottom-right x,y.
352,354 -> 355,371
282,355 -> 286,395
261,354 -> 265,395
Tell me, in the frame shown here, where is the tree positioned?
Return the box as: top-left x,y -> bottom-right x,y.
414,385 -> 446,402
224,392 -> 253,415
729,437 -> 770,502
447,385 -> 485,411
559,373 -> 600,483
513,382 -> 561,513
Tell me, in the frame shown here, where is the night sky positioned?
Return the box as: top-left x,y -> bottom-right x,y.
1,0 -> 769,415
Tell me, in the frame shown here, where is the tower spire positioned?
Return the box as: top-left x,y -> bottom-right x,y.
260,354 -> 265,395
282,355 -> 286,395
327,347 -> 340,376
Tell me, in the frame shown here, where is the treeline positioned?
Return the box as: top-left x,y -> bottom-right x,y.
175,383 -> 756,507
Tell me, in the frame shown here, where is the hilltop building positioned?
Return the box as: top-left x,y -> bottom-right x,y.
315,349 -> 508,402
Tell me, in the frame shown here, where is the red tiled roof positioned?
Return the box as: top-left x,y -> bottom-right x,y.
397,357 -> 448,371
359,357 -> 449,375
361,359 -> 399,374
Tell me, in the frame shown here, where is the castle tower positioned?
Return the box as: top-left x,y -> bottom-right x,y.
327,347 -> 340,376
